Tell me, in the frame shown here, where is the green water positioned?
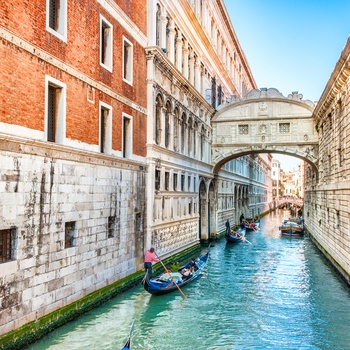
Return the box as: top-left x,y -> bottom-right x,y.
26,211 -> 350,349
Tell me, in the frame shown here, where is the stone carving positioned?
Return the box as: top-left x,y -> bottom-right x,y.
258,102 -> 268,115
259,124 -> 267,134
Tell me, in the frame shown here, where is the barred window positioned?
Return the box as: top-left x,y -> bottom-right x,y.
173,173 -> 178,191
0,228 -> 16,263
107,216 -> 116,238
65,221 -> 76,248
155,170 -> 160,191
238,125 -> 248,135
279,123 -> 290,133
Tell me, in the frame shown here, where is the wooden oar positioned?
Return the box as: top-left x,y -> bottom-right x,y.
154,252 -> 187,299
241,236 -> 252,244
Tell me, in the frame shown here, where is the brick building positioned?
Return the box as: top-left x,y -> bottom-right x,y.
0,0 -> 148,336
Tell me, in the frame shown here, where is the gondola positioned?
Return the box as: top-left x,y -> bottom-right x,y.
142,251 -> 209,296
243,218 -> 259,232
225,227 -> 246,243
279,219 -> 304,236
120,320 -> 135,350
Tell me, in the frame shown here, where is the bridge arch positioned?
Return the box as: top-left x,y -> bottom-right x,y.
211,88 -> 319,172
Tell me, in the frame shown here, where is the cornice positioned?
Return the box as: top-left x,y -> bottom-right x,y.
216,0 -> 257,89
0,133 -> 147,172
146,46 -> 215,118
98,0 -> 148,47
168,0 -> 255,96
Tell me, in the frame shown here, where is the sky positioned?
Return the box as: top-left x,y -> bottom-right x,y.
225,0 -> 350,170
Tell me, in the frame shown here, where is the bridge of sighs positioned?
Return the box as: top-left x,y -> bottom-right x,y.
211,88 -> 319,172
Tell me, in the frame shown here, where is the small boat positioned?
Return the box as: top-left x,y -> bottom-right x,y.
142,251 -> 209,296
243,218 -> 259,232
279,219 -> 304,236
120,319 -> 135,350
225,227 -> 246,243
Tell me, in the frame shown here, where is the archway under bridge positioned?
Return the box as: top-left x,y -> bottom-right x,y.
211,88 -> 319,172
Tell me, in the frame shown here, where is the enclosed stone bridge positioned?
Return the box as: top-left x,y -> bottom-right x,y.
275,196 -> 304,208
211,88 -> 319,171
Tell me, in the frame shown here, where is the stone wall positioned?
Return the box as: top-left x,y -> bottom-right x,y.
304,37 -> 350,284
0,140 -> 146,336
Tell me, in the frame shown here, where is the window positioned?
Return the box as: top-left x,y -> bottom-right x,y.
155,170 -> 160,191
181,174 -> 185,191
165,172 -> 169,191
46,0 -> 67,41
100,102 -> 112,154
279,123 -> 290,133
123,37 -> 133,84
173,173 -> 178,191
100,16 -> 113,71
107,216 -> 116,238
122,114 -> 132,158
238,125 -> 248,135
45,76 -> 66,144
0,228 -> 16,263
65,221 -> 76,248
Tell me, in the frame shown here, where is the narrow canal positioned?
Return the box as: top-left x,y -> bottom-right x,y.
26,210 -> 350,350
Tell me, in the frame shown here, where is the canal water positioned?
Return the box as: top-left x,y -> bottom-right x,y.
26,210 -> 350,350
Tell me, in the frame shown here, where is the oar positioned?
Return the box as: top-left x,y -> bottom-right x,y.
241,236 -> 252,244
154,252 -> 187,299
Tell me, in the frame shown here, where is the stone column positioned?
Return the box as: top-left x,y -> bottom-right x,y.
195,56 -> 201,92
160,8 -> 167,50
189,51 -> 195,85
167,19 -> 175,63
183,40 -> 189,79
176,32 -> 183,72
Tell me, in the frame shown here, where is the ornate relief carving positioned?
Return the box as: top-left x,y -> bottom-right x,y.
258,102 -> 268,115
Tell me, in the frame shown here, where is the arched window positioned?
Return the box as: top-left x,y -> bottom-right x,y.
200,127 -> 205,161
155,94 -> 163,145
181,113 -> 186,153
165,101 -> 171,148
193,121 -> 198,159
173,107 -> 179,152
188,116 -> 192,156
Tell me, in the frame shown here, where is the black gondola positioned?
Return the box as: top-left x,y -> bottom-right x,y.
120,320 -> 135,350
225,227 -> 246,243
142,251 -> 209,296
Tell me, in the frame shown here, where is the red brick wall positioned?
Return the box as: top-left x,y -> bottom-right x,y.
0,0 -> 147,157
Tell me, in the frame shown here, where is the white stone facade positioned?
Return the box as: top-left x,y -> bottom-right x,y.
0,138 -> 146,335
145,0 -> 271,254
304,37 -> 350,283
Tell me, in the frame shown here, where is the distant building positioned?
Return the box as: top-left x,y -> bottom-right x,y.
271,158 -> 282,198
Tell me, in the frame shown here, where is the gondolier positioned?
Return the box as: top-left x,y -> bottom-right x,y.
144,247 -> 159,279
239,213 -> 245,225
225,219 -> 230,235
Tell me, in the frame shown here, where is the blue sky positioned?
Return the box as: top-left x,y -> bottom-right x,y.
225,0 -> 350,170
226,0 -> 350,103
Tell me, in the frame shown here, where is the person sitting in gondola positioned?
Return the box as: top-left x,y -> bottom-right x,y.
171,261 -> 180,272
231,230 -> 241,237
181,266 -> 194,278
189,258 -> 198,271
